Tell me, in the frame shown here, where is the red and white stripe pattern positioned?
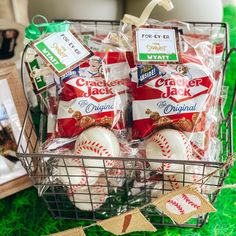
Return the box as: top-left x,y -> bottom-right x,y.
177,131 -> 193,161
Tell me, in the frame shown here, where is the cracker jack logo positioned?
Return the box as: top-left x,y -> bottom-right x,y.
66,77 -> 128,102
146,75 -> 212,102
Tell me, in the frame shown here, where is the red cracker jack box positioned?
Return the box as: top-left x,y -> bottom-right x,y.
132,54 -> 214,138
57,52 -> 131,138
131,30 -> 225,161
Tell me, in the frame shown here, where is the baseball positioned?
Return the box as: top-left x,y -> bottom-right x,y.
107,160 -> 125,187
151,164 -> 219,201
146,129 -> 192,173
166,193 -> 201,215
151,177 -> 180,201
68,175 -> 108,211
189,165 -> 220,194
151,165 -> 203,200
74,127 -> 120,172
57,158 -> 99,187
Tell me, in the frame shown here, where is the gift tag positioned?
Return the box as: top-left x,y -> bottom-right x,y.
31,30 -> 94,77
133,26 -> 181,64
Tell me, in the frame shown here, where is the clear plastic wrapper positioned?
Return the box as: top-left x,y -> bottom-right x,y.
22,19 -> 228,218
56,51 -> 131,139
29,22 -> 136,214
129,21 -> 225,158
72,21 -> 121,52
126,21 -> 226,200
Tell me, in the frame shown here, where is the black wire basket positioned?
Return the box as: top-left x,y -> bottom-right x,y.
17,21 -> 235,228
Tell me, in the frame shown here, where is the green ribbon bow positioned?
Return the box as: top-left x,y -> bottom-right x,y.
25,15 -> 70,41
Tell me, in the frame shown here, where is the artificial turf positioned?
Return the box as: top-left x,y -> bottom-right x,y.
0,5 -> 236,236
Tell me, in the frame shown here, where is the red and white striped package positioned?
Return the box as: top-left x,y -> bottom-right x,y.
131,33 -> 225,161
56,51 -> 131,139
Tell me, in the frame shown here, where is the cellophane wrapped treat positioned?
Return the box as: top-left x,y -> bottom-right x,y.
31,24 -> 137,214
72,21 -> 120,51
126,21 -> 226,200
56,51 -> 131,139
24,19 -> 227,217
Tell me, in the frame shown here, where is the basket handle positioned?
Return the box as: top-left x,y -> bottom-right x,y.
223,48 -> 236,120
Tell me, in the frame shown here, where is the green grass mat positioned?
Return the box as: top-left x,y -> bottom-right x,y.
1,6 -> 236,236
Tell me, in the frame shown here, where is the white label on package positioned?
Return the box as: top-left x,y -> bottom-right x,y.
32,31 -> 93,76
134,27 -> 180,63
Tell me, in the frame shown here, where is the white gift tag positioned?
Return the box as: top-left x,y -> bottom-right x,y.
133,26 -> 181,64
32,30 -> 94,76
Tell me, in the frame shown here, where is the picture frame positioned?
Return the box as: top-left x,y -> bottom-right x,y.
0,62 -> 32,199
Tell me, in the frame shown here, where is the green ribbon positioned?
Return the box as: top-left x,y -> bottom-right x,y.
25,15 -> 70,41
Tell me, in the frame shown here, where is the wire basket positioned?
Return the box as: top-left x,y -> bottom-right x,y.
17,107 -> 233,228
17,21 -> 235,228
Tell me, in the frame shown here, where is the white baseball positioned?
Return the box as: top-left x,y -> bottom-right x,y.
68,175 -> 108,211
151,166 -> 203,200
187,165 -> 220,194
204,166 -> 220,194
151,164 -> 220,200
146,129 -> 192,173
74,127 -> 120,172
166,193 -> 201,215
57,158 -> 99,187
151,175 -> 184,201
167,165 -> 204,190
107,160 -> 125,187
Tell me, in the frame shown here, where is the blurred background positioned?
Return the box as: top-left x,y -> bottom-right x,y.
1,0 -> 236,24
28,0 -> 231,22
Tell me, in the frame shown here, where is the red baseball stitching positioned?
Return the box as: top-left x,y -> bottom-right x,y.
108,166 -> 124,176
177,131 -> 188,145
177,131 -> 192,160
76,140 -> 114,167
76,140 -> 112,157
91,187 -> 106,209
192,172 -> 201,183
167,199 -> 185,215
67,188 -> 74,196
67,167 -> 90,191
156,163 -> 171,172
186,143 -> 192,160
168,175 -> 181,190
152,133 -> 172,158
181,194 -> 200,209
72,158 -> 82,167
63,158 -> 87,186
94,193 -> 106,209
190,141 -> 205,160
152,133 -> 172,171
